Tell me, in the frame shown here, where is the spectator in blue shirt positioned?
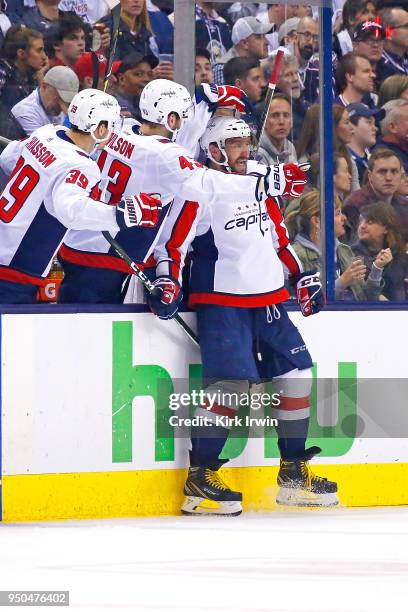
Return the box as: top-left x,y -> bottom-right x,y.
347,102 -> 385,182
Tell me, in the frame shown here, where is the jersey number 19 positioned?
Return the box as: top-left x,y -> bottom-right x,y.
0,156 -> 40,223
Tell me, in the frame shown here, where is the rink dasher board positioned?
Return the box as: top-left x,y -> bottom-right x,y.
1,310 -> 408,521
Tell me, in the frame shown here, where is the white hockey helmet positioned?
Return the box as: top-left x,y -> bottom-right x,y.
139,79 -> 194,132
68,88 -> 122,143
200,115 -> 252,168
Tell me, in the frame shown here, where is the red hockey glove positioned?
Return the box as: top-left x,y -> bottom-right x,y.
293,270 -> 325,317
282,163 -> 308,198
215,85 -> 247,112
200,83 -> 249,113
116,193 -> 162,229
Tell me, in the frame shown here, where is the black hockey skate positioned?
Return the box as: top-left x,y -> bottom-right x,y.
276,446 -> 339,507
181,466 -> 243,516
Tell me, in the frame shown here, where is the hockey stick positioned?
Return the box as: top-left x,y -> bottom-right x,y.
0,135 -> 11,147
102,0 -> 121,92
254,51 -> 310,175
101,231 -> 200,346
255,48 -> 285,153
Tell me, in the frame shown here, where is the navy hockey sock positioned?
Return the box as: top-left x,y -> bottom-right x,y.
277,417 -> 309,459
190,425 -> 229,470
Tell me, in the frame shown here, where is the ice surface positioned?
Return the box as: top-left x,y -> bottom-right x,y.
1,507 -> 408,612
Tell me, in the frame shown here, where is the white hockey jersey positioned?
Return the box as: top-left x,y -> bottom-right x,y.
0,125 -> 118,285
155,160 -> 303,308
62,124 -> 286,271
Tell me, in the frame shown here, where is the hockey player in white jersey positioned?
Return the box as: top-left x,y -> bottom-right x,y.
58,79 -> 308,303
0,88 -> 162,304
150,116 -> 338,515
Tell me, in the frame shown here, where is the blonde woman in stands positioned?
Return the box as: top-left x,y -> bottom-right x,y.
285,190 -> 383,301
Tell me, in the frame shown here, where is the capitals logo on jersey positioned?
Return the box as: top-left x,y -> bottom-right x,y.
224,204 -> 269,233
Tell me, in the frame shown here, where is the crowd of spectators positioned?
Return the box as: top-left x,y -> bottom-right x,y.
0,0 -> 407,302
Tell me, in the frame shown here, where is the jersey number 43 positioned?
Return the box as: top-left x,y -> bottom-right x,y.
96,150 -> 132,204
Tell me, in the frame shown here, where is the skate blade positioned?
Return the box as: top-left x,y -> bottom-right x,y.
181,496 -> 242,516
276,486 -> 339,507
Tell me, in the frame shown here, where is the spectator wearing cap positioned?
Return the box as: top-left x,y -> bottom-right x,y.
257,93 -> 298,166
277,17 -> 299,51
46,13 -> 86,70
344,148 -> 408,243
374,99 -> 408,173
100,0 -> 173,60
378,74 -> 408,107
377,7 -> 408,81
347,102 -> 385,182
335,52 -> 377,108
352,21 -> 385,90
11,65 -> 79,134
195,48 -> 213,86
333,0 -> 377,60
73,51 -> 107,89
113,52 -> 157,120
213,16 -> 269,85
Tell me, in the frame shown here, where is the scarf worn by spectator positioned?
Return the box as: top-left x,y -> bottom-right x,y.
195,5 -> 230,64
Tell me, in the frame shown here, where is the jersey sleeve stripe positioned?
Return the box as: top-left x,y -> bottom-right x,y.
278,246 -> 302,277
265,196 -> 289,249
0,265 -> 48,286
59,244 -> 156,273
265,197 -> 302,276
165,200 -> 199,281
